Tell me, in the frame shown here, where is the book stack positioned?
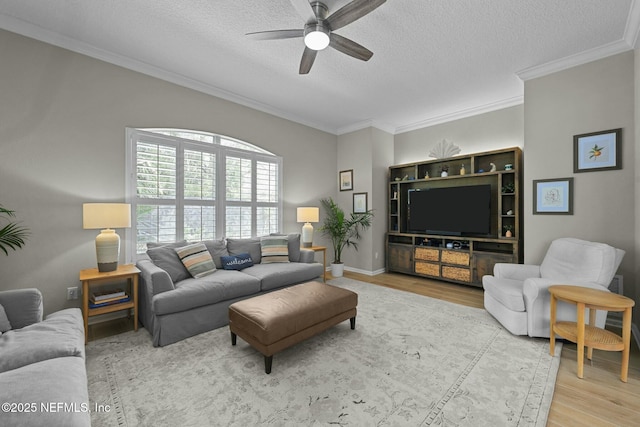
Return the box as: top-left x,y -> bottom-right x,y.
89,289 -> 130,308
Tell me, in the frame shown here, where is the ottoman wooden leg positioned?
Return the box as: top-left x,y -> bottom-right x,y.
350,316 -> 356,330
264,355 -> 273,374
231,331 -> 237,345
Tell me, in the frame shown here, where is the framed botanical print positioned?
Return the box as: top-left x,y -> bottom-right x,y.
533,177 -> 573,215
339,169 -> 353,191
353,192 -> 367,213
573,128 -> 621,172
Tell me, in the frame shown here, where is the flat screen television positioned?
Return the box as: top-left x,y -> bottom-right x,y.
408,185 -> 492,236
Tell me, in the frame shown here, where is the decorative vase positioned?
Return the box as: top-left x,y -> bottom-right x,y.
505,230 -> 513,238
330,263 -> 344,278
441,171 -> 448,177
460,164 -> 466,175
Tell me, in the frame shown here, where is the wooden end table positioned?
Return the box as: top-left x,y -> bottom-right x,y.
79,264 -> 140,344
549,285 -> 635,382
305,245 -> 327,282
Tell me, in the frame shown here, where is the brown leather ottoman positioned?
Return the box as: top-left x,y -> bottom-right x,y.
228,281 -> 358,374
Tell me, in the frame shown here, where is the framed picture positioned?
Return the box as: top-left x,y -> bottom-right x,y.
353,192 -> 368,213
573,128 -> 621,172
339,169 -> 353,191
533,178 -> 574,215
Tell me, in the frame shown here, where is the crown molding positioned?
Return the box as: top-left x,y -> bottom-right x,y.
336,120 -> 396,136
624,0 -> 640,48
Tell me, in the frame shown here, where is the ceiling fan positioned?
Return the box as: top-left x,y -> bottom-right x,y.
246,0 -> 387,74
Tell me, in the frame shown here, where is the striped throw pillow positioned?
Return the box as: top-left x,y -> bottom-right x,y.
174,242 -> 217,278
260,236 -> 290,264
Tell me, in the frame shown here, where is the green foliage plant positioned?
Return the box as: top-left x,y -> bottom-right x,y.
318,197 -> 373,264
0,205 -> 29,255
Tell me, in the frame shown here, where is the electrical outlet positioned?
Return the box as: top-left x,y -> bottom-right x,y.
67,286 -> 79,300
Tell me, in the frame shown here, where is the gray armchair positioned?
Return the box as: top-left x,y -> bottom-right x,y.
482,238 -> 625,338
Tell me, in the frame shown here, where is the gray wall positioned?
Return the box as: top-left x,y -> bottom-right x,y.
0,30 -> 337,315
524,51 -> 636,328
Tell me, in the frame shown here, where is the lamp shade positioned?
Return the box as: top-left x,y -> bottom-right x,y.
297,207 -> 319,223
83,203 -> 131,272
83,203 -> 131,229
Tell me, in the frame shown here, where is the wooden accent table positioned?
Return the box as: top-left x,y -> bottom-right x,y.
549,285 -> 635,382
306,245 -> 327,282
79,264 -> 140,344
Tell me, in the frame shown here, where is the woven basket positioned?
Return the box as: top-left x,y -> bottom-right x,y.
442,266 -> 471,282
441,250 -> 470,266
415,261 -> 440,277
415,247 -> 439,262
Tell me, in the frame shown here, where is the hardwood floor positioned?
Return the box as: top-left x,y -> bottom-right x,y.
91,270 -> 640,426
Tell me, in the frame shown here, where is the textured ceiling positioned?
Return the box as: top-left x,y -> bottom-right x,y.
0,0 -> 638,134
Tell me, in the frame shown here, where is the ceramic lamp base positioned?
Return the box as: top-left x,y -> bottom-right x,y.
301,222 -> 314,248
95,229 -> 120,272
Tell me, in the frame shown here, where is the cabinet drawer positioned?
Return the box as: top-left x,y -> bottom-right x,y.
442,266 -> 471,282
441,250 -> 469,266
415,261 -> 440,277
415,247 -> 439,262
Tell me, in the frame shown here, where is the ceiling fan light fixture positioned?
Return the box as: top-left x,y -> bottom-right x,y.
304,23 -> 330,50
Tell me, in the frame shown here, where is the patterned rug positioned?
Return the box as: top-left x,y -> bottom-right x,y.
86,277 -> 561,426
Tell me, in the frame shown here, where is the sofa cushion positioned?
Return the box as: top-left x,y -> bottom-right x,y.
203,238 -> 229,269
227,237 -> 262,264
0,308 -> 84,373
482,276 -> 526,312
260,236 -> 290,264
153,271 -> 261,316
0,356 -> 90,427
242,262 -> 324,291
221,253 -> 254,270
271,233 -> 301,262
175,242 -> 217,278
147,242 -> 190,283
0,303 -> 11,333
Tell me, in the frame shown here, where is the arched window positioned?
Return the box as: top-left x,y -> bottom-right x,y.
125,128 -> 282,258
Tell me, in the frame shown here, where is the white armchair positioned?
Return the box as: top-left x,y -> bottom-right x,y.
482,238 -> 625,337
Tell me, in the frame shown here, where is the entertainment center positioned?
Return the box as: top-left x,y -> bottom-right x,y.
387,147 -> 522,287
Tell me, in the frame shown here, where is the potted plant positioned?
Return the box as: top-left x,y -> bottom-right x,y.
318,197 -> 373,277
503,224 -> 514,238
0,205 -> 29,255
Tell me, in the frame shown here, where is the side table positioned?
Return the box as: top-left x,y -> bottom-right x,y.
549,284 -> 635,382
79,264 -> 140,344
306,245 -> 327,282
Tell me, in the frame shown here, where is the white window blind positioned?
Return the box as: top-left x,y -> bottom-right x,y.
125,128 -> 282,258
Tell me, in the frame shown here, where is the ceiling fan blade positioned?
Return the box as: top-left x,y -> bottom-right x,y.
246,29 -> 304,40
299,47 -> 318,74
329,33 -> 373,61
326,0 -> 386,31
289,0 -> 315,22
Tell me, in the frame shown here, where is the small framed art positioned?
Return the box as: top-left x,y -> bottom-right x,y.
533,177 -> 574,215
353,192 -> 368,214
573,128 -> 621,173
339,169 -> 353,191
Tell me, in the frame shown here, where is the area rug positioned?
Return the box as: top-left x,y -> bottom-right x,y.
86,277 -> 561,426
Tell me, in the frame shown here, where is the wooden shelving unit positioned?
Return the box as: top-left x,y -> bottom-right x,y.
386,147 -> 523,288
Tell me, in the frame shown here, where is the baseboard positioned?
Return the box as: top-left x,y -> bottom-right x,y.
339,266 -> 385,276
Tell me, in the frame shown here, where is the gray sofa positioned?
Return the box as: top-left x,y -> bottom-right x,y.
137,234 -> 325,347
0,288 -> 90,427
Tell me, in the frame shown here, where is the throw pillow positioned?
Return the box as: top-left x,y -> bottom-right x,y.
174,242 -> 217,278
221,253 -> 254,270
270,233 -> 301,262
227,238 -> 262,264
260,236 -> 290,264
0,303 -> 12,333
203,239 -> 229,269
147,242 -> 191,283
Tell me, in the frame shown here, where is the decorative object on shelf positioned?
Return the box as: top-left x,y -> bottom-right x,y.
440,165 -> 449,177
460,164 -> 466,175
0,204 -> 29,255
501,183 -> 515,194
83,203 -> 131,272
424,171 -> 429,179
428,139 -> 460,159
504,164 -> 513,170
339,169 -> 353,191
573,128 -> 622,172
533,177 -> 573,215
506,209 -> 514,216
489,163 -> 496,172
353,192 -> 368,214
503,225 -> 513,237
319,197 -> 373,278
296,207 -> 320,247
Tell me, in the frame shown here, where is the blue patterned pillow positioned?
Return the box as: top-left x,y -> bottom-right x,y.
174,243 -> 217,278
221,253 -> 254,270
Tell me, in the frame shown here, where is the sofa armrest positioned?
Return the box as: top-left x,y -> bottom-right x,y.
137,259 -> 175,295
0,288 -> 43,329
493,263 -> 541,281
299,249 -> 316,263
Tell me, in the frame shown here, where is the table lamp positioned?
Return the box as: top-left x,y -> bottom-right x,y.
297,207 -> 319,248
83,203 -> 131,272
